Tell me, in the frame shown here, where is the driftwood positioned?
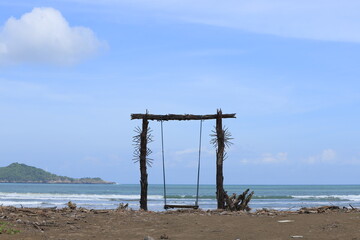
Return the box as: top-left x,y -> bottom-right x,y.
117,203 -> 129,211
67,201 -> 77,210
299,205 -> 340,214
224,189 -> 254,211
131,113 -> 236,121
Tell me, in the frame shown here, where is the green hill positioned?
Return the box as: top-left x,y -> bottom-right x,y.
0,163 -> 114,184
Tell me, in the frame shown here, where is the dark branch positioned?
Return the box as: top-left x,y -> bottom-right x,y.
131,113 -> 236,121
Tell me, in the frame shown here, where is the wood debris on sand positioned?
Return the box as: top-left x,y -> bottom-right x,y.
0,205 -> 359,239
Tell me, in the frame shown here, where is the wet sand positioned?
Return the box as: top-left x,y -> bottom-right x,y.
1,206 -> 360,240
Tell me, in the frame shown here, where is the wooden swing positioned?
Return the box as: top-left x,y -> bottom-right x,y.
160,120 -> 203,210
131,111 -> 236,211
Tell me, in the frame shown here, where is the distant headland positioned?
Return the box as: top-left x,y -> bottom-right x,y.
0,163 -> 115,184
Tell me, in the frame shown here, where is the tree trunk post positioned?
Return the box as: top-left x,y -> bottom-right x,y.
139,115 -> 149,211
216,109 -> 225,209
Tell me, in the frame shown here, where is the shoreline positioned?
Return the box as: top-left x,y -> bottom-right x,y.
0,181 -> 115,184
1,205 -> 359,239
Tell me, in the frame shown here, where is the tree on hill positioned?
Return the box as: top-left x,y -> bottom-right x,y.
0,163 -> 113,184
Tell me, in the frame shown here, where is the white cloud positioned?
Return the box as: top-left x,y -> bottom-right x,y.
240,152 -> 288,164
306,149 -> 337,164
175,147 -> 213,156
69,0 -> 360,43
261,152 -> 288,163
167,147 -> 214,168
0,7 -> 105,65
147,0 -> 360,43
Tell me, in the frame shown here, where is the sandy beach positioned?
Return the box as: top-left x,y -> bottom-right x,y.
1,206 -> 359,240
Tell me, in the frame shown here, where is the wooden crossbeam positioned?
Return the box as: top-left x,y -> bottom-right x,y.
131,113 -> 236,121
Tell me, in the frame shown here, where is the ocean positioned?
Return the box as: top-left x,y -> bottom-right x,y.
0,184 -> 359,211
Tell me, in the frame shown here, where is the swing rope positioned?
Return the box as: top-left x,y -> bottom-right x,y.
161,121 -> 167,207
195,120 -> 203,206
161,120 -> 203,209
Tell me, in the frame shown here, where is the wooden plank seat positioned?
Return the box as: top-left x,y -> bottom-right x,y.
164,204 -> 199,210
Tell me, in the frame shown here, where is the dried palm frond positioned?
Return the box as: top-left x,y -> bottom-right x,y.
223,127 -> 234,148
210,126 -> 233,160
210,126 -> 233,149
132,126 -> 154,167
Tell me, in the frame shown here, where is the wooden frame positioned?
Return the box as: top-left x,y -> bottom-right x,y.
131,109 -> 236,210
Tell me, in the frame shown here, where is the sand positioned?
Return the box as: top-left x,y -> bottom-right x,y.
1,206 -> 360,240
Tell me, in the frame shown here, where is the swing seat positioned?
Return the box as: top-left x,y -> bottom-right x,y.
164,204 -> 199,210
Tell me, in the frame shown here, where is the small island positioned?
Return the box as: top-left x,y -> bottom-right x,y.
0,162 -> 115,184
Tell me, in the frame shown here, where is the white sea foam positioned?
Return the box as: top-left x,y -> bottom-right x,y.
0,201 -> 43,206
292,195 -> 360,201
1,190 -> 360,211
0,192 -> 163,201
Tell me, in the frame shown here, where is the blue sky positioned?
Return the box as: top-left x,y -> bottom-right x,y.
1,0 -> 360,184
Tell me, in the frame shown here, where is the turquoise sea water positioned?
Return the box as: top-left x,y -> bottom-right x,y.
0,184 -> 359,211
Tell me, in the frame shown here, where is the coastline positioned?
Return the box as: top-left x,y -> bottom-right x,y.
0,181 -> 115,184
1,206 -> 359,239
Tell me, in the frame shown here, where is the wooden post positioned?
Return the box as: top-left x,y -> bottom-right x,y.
139,115 -> 149,211
216,109 -> 225,209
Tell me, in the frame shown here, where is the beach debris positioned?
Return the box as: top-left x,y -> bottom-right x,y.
17,208 -> 37,214
299,209 -> 318,214
160,233 -> 169,239
255,208 -> 280,216
90,210 -> 109,214
67,201 -> 77,210
317,206 -> 340,212
223,189 -> 254,211
291,236 -> 303,238
298,206 -> 340,214
144,236 -> 155,240
277,220 -> 295,223
32,222 -> 44,232
117,203 -> 129,211
78,207 -> 90,213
